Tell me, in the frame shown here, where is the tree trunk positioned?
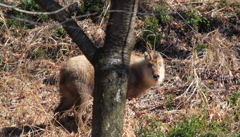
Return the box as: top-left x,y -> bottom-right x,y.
91,0 -> 138,136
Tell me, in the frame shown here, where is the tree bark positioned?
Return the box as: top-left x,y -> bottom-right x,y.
34,0 -> 97,62
91,0 -> 138,136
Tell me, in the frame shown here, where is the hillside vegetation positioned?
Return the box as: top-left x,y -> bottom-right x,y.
0,0 -> 239,136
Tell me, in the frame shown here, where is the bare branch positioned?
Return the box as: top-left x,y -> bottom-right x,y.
33,0 -> 97,62
1,13 -> 42,26
0,2 -> 76,15
0,1 -> 170,17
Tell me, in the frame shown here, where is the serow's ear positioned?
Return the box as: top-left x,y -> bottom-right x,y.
154,52 -> 161,59
144,51 -> 153,60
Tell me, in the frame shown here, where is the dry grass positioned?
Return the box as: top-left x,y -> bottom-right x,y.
1,0 -> 240,136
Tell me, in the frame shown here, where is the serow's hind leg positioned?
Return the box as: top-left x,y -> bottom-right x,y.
74,93 -> 92,132
53,96 -> 79,125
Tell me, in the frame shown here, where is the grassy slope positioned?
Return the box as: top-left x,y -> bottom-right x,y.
0,0 -> 239,136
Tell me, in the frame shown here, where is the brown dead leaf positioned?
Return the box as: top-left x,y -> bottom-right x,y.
4,58 -> 8,63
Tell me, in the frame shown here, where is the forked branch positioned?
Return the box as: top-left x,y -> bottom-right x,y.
34,0 -> 97,62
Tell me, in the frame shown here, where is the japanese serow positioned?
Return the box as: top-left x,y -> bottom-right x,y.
54,51 -> 165,125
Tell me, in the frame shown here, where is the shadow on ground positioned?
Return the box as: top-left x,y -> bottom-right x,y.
0,125 -> 46,137
0,116 -> 78,137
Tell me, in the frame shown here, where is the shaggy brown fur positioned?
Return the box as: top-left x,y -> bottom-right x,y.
54,51 -> 165,127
